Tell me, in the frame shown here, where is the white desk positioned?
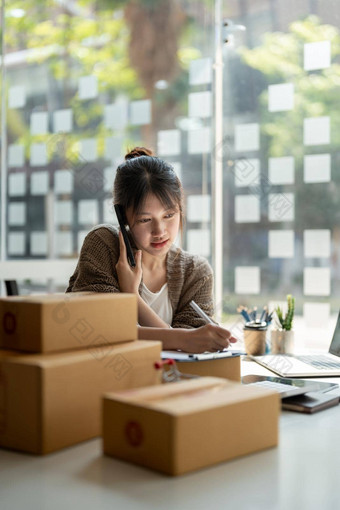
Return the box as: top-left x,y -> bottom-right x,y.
1,359 -> 340,510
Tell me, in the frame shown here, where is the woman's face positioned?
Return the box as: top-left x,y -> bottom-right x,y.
126,193 -> 180,257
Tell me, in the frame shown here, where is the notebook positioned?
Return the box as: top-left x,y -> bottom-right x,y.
252,310 -> 340,377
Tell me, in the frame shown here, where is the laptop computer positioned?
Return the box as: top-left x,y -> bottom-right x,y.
252,310 -> 340,377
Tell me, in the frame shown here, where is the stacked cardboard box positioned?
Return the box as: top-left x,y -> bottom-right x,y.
0,293 -> 162,454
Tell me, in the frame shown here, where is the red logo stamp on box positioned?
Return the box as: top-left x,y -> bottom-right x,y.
3,312 -> 16,335
125,421 -> 143,447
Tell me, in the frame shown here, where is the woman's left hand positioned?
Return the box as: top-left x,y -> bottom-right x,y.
115,231 -> 142,293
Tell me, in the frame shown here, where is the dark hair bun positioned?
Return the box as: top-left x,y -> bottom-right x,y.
125,146 -> 153,160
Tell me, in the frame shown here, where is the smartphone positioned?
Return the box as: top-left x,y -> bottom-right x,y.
114,204 -> 136,267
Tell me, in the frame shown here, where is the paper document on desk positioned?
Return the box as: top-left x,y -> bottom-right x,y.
162,350 -> 244,361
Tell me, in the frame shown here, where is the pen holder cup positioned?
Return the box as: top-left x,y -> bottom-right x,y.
243,328 -> 267,356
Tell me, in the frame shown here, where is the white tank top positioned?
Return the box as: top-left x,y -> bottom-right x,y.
141,282 -> 173,326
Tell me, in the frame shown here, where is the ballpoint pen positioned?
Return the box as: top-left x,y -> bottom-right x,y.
189,300 -> 215,325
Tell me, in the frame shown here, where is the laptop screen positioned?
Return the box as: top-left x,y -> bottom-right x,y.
329,311 -> 340,357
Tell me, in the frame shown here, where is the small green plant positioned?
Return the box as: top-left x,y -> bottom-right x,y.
275,294 -> 295,331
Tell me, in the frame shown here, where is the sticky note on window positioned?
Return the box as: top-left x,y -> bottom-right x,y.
8,232 -> 25,256
30,232 -> 48,256
8,202 -> 26,226
54,170 -> 74,194
188,91 -> 212,118
130,99 -> 151,126
303,302 -> 330,329
304,267 -> 330,296
235,266 -> 260,294
268,230 -> 294,258
189,58 -> 212,85
30,112 -> 48,135
268,157 -> 294,185
303,117 -> 330,146
304,229 -> 331,258
268,193 -> 294,222
79,139 -> 97,162
30,143 -> 48,167
187,195 -> 211,222
55,201 -> 73,225
8,144 -> 25,168
188,127 -> 211,154
235,195 -> 260,223
235,123 -> 259,152
104,100 -> 128,130
234,158 -> 260,187
55,231 -> 73,256
78,75 -> 98,100
158,130 -> 180,156
78,199 -> 98,225
304,154 -> 331,183
187,229 -> 210,257
103,198 -> 115,224
304,41 -> 331,71
31,171 -> 49,195
8,85 -> 26,108
105,136 -> 123,162
53,109 -> 73,133
268,83 -> 294,112
8,173 -> 26,196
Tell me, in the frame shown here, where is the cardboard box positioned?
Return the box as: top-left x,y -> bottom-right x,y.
0,292 -> 137,353
174,355 -> 241,382
103,376 -> 280,476
0,340 -> 162,454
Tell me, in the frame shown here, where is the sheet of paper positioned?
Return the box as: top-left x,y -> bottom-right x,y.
79,139 -> 97,162
78,199 -> 99,225
268,83 -> 294,112
304,41 -> 331,71
304,154 -> 331,183
189,58 -> 212,85
8,232 -> 25,256
235,266 -> 260,294
187,195 -> 211,222
30,143 -> 48,167
188,91 -> 212,118
303,117 -> 330,146
304,267 -> 330,296
55,201 -> 73,225
31,171 -> 49,195
53,109 -> 73,133
8,85 -> 26,108
187,229 -> 210,257
8,144 -> 25,168
188,127 -> 211,154
268,193 -> 294,222
55,231 -> 72,255
234,158 -> 260,187
30,232 -> 48,256
8,202 -> 26,226
235,123 -> 260,152
268,156 -> 294,184
30,112 -> 48,135
78,75 -> 98,100
235,195 -> 260,223
130,99 -> 151,126
268,230 -> 294,258
303,303 -> 330,329
104,99 -> 128,130
304,229 -> 331,258
105,136 -> 123,162
157,129 -> 180,156
8,173 -> 26,196
54,170 -> 74,194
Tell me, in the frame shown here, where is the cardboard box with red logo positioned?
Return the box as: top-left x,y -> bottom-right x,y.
0,340 -> 162,454
102,376 -> 280,476
0,293 -> 137,353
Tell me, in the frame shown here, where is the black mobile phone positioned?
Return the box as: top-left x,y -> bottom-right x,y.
114,204 -> 136,267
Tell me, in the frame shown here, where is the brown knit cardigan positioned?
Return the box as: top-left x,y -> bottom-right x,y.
66,224 -> 215,328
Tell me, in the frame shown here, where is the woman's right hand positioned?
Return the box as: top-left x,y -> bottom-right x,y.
115,231 -> 142,294
179,324 -> 237,353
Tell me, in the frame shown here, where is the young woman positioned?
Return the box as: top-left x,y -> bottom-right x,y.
67,147 -> 236,353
